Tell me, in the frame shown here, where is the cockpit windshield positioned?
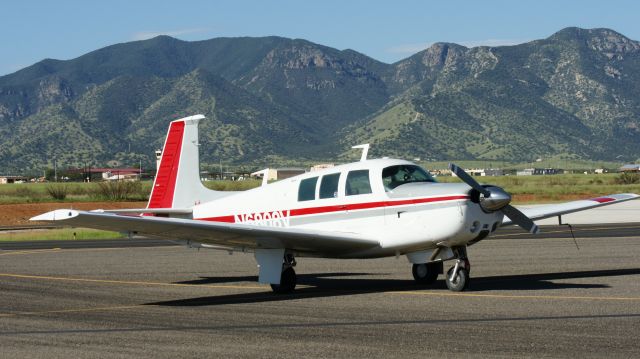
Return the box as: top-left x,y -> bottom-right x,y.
382,164 -> 436,191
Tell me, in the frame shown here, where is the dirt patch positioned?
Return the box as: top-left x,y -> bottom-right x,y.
1,202 -> 147,226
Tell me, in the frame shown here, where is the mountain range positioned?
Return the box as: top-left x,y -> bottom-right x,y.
1,27 -> 639,173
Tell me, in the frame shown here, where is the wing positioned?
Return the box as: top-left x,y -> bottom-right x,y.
30,209 -> 379,255
501,193 -> 639,226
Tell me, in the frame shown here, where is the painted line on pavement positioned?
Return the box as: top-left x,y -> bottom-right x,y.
0,248 -> 61,256
0,273 -> 266,290
0,305 -> 142,318
388,290 -> 640,301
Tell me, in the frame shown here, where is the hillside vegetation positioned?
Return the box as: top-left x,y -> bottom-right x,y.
1,28 -> 639,173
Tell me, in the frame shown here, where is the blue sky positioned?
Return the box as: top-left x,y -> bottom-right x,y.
2,0 -> 639,76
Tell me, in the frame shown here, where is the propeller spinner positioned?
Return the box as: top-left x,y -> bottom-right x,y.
449,163 -> 540,234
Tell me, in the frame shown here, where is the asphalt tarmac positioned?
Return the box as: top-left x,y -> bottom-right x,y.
1,224 -> 639,358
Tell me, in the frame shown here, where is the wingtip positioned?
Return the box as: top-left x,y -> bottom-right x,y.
589,193 -> 640,203
30,209 -> 79,222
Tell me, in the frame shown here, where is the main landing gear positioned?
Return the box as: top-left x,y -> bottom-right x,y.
270,253 -> 297,294
411,246 -> 471,292
412,262 -> 442,285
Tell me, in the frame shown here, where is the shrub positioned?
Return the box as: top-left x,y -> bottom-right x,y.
15,186 -> 36,198
46,184 -> 69,200
67,185 -> 87,196
95,181 -> 145,201
614,172 -> 640,185
204,179 -> 262,191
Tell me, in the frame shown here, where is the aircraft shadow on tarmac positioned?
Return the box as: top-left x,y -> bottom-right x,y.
145,268 -> 640,307
174,272 -> 370,285
467,268 -> 640,291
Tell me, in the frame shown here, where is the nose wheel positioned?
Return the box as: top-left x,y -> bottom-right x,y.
445,247 -> 471,292
446,263 -> 469,291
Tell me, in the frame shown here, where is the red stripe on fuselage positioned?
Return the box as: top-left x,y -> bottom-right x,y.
197,195 -> 469,223
147,121 -> 185,209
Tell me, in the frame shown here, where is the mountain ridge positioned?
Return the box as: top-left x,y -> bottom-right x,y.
1,27 -> 639,172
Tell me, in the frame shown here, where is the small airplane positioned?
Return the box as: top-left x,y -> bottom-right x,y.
32,115 -> 639,293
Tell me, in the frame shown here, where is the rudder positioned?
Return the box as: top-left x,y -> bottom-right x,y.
147,114 -> 224,210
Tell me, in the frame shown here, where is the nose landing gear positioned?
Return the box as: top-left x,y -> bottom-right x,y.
445,247 -> 470,292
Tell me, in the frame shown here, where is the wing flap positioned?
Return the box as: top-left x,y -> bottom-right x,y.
30,209 -> 379,254
502,193 -> 639,226
93,208 -> 193,214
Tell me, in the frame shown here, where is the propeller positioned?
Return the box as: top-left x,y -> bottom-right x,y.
449,163 -> 540,234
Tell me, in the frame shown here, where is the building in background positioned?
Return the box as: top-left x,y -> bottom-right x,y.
67,168 -> 142,181
310,163 -> 335,172
0,175 -> 28,184
517,168 -> 562,176
250,168 -> 306,181
462,168 -> 504,177
619,164 -> 640,173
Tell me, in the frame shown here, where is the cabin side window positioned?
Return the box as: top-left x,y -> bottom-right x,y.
319,173 -> 341,199
345,170 -> 372,196
298,177 -> 318,201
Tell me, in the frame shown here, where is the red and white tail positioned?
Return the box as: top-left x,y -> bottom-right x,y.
147,115 -> 223,210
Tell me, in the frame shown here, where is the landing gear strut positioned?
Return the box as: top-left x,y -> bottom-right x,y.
270,253 -> 297,294
445,247 -> 470,292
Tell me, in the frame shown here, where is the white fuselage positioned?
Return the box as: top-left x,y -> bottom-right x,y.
191,159 -> 504,258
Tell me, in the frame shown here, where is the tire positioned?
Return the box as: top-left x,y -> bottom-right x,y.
412,263 -> 439,285
445,267 -> 469,292
270,267 -> 297,294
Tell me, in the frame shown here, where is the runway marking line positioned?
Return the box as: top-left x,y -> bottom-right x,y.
0,245 -> 182,256
59,246 -> 181,255
0,305 -> 142,318
0,248 -> 63,256
493,224 -> 640,238
388,290 -> 640,301
0,273 -> 266,290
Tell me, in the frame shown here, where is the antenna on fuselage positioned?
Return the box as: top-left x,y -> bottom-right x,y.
352,144 -> 370,162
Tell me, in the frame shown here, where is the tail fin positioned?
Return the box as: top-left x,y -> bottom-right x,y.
147,114 -> 224,209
